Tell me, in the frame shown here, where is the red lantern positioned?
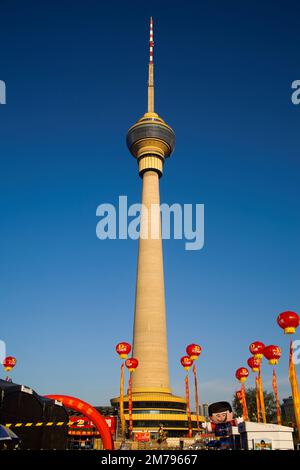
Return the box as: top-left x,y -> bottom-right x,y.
236,390 -> 243,402
235,367 -> 249,383
186,344 -> 202,361
180,356 -> 193,371
247,356 -> 261,373
263,345 -> 282,365
277,311 -> 299,335
2,356 -> 17,372
125,357 -> 138,373
116,342 -> 131,359
249,341 -> 265,359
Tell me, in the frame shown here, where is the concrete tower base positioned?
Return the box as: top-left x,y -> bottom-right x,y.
111,392 -> 203,438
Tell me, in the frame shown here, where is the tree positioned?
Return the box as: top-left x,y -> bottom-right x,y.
232,387 -> 276,423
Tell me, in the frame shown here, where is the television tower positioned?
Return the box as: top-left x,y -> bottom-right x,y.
112,18 -> 199,437
126,16 -> 175,394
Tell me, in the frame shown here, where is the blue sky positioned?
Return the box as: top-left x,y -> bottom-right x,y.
0,0 -> 299,407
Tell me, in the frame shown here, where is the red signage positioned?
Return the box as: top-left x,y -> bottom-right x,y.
68,415 -> 116,437
69,416 -> 93,429
134,432 -> 151,442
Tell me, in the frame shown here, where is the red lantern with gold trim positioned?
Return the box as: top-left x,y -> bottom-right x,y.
186,344 -> 202,361
180,356 -> 193,371
249,341 -> 265,359
247,356 -> 261,373
125,357 -> 138,373
235,367 -> 249,383
263,345 -> 282,365
2,356 -> 17,372
277,311 -> 299,335
116,342 -> 131,359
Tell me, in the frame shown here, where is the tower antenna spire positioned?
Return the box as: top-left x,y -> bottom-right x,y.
148,16 -> 154,112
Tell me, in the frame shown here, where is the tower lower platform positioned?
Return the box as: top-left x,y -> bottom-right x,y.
111,391 -> 204,438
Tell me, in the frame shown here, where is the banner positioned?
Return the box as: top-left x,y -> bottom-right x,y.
289,340 -> 300,440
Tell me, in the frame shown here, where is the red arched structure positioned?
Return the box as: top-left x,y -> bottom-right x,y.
45,394 -> 114,450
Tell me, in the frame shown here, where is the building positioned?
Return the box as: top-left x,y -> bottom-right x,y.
111,18 -> 203,438
281,396 -> 296,425
200,403 -> 209,420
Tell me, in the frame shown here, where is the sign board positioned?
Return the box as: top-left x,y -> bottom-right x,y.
253,439 -> 272,450
134,432 -> 151,442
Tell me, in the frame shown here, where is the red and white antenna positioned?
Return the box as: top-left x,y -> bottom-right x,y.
149,17 -> 154,63
148,17 -> 154,112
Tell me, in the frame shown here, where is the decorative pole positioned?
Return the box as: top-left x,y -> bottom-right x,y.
249,341 -> 266,423
272,369 -> 281,425
115,342 -> 131,438
120,363 -> 125,435
128,373 -> 133,440
242,385 -> 249,421
185,375 -> 193,438
193,365 -> 200,431
181,356 -> 193,437
247,356 -> 262,422
263,345 -> 282,426
255,376 -> 261,423
258,368 -> 266,423
235,367 -> 249,421
125,357 -> 139,440
186,344 -> 202,432
277,311 -> 300,439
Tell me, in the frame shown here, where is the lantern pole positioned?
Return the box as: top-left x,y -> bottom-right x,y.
235,368 -> 249,421
263,345 -> 282,426
119,363 -> 126,437
128,372 -> 133,440
258,368 -> 266,423
255,375 -> 261,423
193,364 -> 200,431
241,384 -> 249,421
185,373 -> 193,438
277,311 -> 300,439
272,368 -> 281,425
247,356 -> 262,422
115,342 -> 132,440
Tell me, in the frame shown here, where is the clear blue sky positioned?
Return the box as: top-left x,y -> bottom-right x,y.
0,0 -> 299,407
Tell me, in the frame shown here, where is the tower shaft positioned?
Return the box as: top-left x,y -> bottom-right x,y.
132,170 -> 171,393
